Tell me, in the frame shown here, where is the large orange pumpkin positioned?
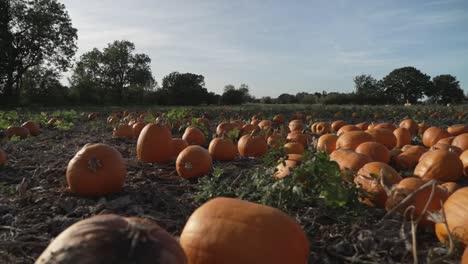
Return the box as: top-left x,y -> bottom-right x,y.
422,126 -> 451,148
286,131 -> 308,146
66,143 -> 126,196
317,134 -> 338,154
36,214 -> 187,264
310,122 -> 331,135
355,142 -> 390,164
355,122 -> 369,131
240,124 -> 258,136
337,125 -> 360,136
447,124 -> 468,136
330,149 -> 372,178
288,120 -> 304,132
283,142 -> 305,155
429,143 -> 462,156
112,124 -> 133,139
176,146 -> 212,179
335,131 -> 375,151
354,162 -> 402,207
21,121 -> 41,136
137,123 -> 173,163
374,122 -> 396,132
182,126 -> 206,146
365,129 -> 396,150
435,187 -> 468,246
172,138 -> 189,158
393,127 -> 411,148
452,133 -> 468,151
179,197 -> 309,264
385,177 -> 447,226
399,119 -> 418,135
208,137 -> 237,161
132,121 -> 146,139
238,134 -> 268,158
331,120 -> 346,132
272,114 -> 285,124
414,149 -> 463,182
461,150 -> 468,177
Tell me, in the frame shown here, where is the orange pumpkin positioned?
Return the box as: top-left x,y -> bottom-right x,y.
355,142 -> 390,164
196,117 -> 210,130
132,122 -> 146,139
355,122 -> 369,131
374,122 -> 396,131
238,134 -> 268,158
337,125 -> 360,136
461,150 -> 468,177
331,120 -> 346,132
392,147 -> 426,171
274,156 -> 302,179
0,148 -> 7,166
179,197 -> 309,264
112,124 -> 133,139
284,142 -> 305,155
437,136 -> 455,145
272,114 -> 285,124
36,214 -> 186,264
385,177 -> 447,226
176,146 -> 212,179
355,162 -> 402,207
335,131 -> 375,151
439,182 -> 461,197
172,138 -> 189,158
216,122 -> 235,136
447,124 -> 468,136
399,119 -> 418,135
6,126 -> 29,139
182,126 -> 206,146
418,122 -> 430,135
288,120 -> 305,132
286,131 -> 308,147
208,137 -> 237,161
317,134 -> 338,154
241,124 -> 258,135
429,143 -> 462,156
267,133 -> 285,148
365,129 -> 396,150
414,149 -> 463,182
435,187 -> 468,246
329,149 -> 372,178
137,123 -> 173,163
310,122 -> 330,135
452,133 -> 468,151
393,127 -> 411,148
258,120 -> 272,129
21,121 -> 41,136
66,143 -> 126,196
422,126 -> 450,148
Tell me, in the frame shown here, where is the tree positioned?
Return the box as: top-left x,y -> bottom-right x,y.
70,40 -> 155,104
238,83 -> 253,102
0,0 -> 77,104
20,66 -> 68,105
426,74 -> 465,104
224,84 -> 235,92
277,93 -> 297,104
381,67 -> 431,104
160,72 -> 208,105
354,74 -> 382,97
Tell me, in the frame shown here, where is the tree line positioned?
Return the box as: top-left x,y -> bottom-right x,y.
0,0 -> 466,106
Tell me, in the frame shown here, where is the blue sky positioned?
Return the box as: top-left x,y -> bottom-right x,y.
61,0 -> 468,97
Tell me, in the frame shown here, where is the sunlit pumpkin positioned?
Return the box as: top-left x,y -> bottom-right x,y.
439,182 -> 461,197
330,149 -> 372,179
216,122 -> 235,136
429,143 -> 462,156
288,120 -> 305,132
283,142 -> 304,155
414,149 -> 463,182
132,121 -> 146,139
393,127 -> 411,148
335,131 -> 375,151
21,121 -> 41,136
355,142 -> 390,164
176,146 -> 212,179
435,187 -> 468,246
238,134 -> 268,158
374,122 -> 396,131
274,155 -> 302,179
137,123 -> 173,163
112,124 -> 133,139
179,197 -> 309,264
317,134 -> 338,154
311,122 -> 330,135
258,120 -> 272,130
452,133 -> 468,151
331,120 -> 346,132
337,125 -> 360,136
355,122 -> 369,131
286,131 -> 308,147
399,119 -> 418,135
267,133 -> 285,148
66,143 -> 126,196
437,136 -> 455,145
447,124 -> 468,136
36,214 -> 186,264
182,126 -> 206,146
208,137 -> 237,161
422,126 -> 450,148
355,162 -> 402,207
365,129 -> 396,150
241,124 -> 258,135
460,150 -> 468,177
172,138 -> 189,159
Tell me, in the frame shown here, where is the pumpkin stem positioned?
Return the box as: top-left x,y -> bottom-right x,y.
88,157 -> 102,173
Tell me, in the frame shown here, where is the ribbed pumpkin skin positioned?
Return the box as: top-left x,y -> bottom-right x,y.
422,126 -> 451,148
365,129 -> 397,150
414,149 -> 463,182
355,142 -> 390,164
113,124 -> 134,139
337,125 -> 360,136
447,124 -> 468,136
355,122 -> 369,131
311,122 -> 330,135
35,214 -> 187,264
208,138 -> 237,161
288,120 -> 305,132
0,148 -> 7,166
179,197 -> 309,264
355,162 -> 402,207
331,120 -> 346,132
172,138 -> 189,158
284,142 -> 305,155
452,133 -> 468,151
330,149 -> 372,177
238,135 -> 268,157
393,127 -> 411,148
182,126 -> 206,146
399,119 -> 418,135
66,143 -> 126,196
176,146 -> 212,179
435,187 -> 468,246
317,134 -> 338,154
132,122 -> 146,139
336,131 -> 375,151
137,124 -> 173,163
